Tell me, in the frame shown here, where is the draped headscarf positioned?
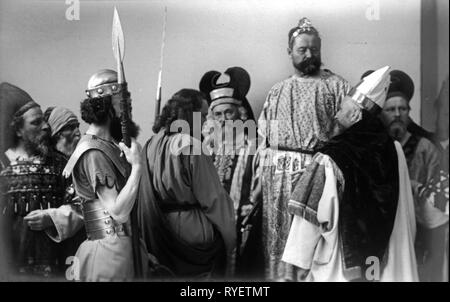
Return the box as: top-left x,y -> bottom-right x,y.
47,107 -> 79,137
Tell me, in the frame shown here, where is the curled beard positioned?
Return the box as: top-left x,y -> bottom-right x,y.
23,130 -> 51,159
109,117 -> 141,142
294,56 -> 322,76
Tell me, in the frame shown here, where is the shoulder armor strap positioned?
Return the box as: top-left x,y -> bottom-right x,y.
62,135 -> 127,179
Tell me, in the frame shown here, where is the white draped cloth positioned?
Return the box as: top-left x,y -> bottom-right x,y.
282,141 -> 419,282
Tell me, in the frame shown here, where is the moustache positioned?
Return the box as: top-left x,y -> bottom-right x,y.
296,56 -> 322,75
23,130 -> 50,158
389,118 -> 405,127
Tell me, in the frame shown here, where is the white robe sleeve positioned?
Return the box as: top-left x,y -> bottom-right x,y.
282,154 -> 341,270
45,204 -> 84,243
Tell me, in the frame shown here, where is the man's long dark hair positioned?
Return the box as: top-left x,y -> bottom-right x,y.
80,95 -> 140,141
152,89 -> 206,135
80,95 -> 112,125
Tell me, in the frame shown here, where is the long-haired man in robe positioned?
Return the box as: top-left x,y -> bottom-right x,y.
137,89 -> 236,279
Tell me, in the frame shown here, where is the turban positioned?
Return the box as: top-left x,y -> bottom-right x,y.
199,66 -> 255,121
47,107 -> 79,137
361,69 -> 414,102
0,82 -> 39,152
387,70 -> 414,102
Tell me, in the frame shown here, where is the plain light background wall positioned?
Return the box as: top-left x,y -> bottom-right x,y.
0,0 -> 423,144
436,0 -> 449,90
421,0 -> 449,132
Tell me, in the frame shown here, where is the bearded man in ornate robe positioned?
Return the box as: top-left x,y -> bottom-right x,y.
257,17 -> 350,280
0,82 -> 68,278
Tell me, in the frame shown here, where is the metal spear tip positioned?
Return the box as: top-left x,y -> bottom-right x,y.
112,6 -> 125,62
112,6 -> 126,84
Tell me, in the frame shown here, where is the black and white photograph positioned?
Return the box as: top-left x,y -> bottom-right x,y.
0,0 -> 448,286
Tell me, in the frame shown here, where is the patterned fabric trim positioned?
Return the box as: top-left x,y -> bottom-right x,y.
287,202 -> 320,226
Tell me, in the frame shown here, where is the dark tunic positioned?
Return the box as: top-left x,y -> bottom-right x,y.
66,134 -> 145,281
290,112 -> 400,280
319,113 -> 399,279
137,131 -> 236,278
213,150 -> 264,279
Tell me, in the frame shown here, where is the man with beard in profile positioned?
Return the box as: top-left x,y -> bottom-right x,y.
44,106 -> 81,158
199,67 -> 263,278
256,17 -> 351,280
54,69 -> 148,281
0,82 -> 68,279
34,107 -> 86,271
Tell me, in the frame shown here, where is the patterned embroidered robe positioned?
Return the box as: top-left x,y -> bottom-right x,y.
257,69 -> 350,280
212,132 -> 263,277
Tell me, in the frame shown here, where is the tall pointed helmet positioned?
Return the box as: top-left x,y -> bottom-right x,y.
349,66 -> 391,114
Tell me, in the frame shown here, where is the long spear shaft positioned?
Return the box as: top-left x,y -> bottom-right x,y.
154,6 -> 167,123
112,6 -> 142,278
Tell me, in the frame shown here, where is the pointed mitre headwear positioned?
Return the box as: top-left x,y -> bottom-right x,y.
349,66 -> 391,114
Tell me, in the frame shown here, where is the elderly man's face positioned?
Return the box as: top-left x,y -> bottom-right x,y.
212,103 -> 240,124
17,107 -> 51,156
57,121 -> 81,156
380,96 -> 410,141
288,33 -> 322,76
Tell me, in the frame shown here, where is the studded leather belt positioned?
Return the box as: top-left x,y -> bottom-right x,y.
81,200 -> 129,241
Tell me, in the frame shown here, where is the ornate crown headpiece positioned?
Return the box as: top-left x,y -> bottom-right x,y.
290,17 -> 320,42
